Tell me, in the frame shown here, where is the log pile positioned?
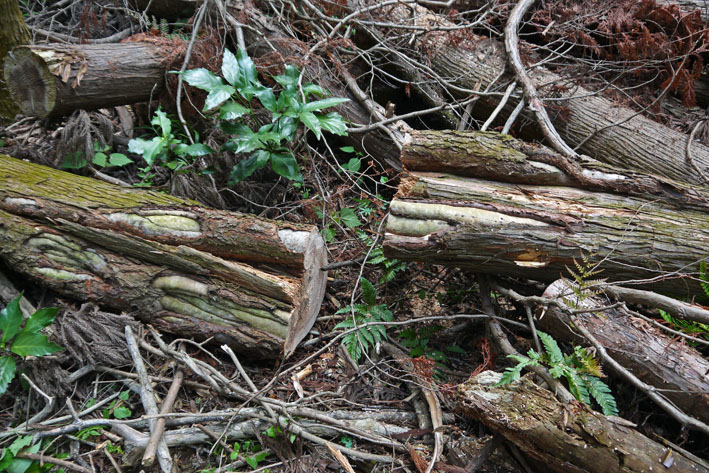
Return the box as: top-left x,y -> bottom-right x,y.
0,154 -> 327,358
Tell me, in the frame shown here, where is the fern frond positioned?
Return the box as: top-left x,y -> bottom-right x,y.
584,375 -> 619,416
565,370 -> 591,405
700,260 -> 709,298
538,331 -> 564,365
572,346 -> 604,377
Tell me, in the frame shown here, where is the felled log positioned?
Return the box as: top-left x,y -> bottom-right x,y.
383,130 -> 709,296
0,0 -> 30,121
540,279 -> 709,424
358,1 -> 709,185
3,43 -> 167,117
456,371 -> 709,473
0,154 -> 327,358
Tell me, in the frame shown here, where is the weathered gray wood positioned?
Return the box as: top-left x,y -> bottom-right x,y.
456,372 -> 709,473
0,154 -> 327,358
4,43 -> 166,117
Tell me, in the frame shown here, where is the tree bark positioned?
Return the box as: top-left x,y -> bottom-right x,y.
361,1 -> 709,185
539,279 -> 709,425
0,154 -> 327,358
4,43 -> 167,118
0,0 -> 30,122
456,372 -> 709,473
384,130 -> 709,296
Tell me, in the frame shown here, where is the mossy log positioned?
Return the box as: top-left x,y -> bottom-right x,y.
3,43 -> 167,117
384,130 -> 709,296
360,1 -> 709,185
456,372 -> 709,473
540,279 -> 709,425
0,154 -> 327,358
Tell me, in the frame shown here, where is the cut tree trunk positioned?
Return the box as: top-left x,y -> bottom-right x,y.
539,279 -> 709,425
456,372 -> 709,473
0,0 -> 30,122
384,130 -> 709,296
359,1 -> 709,186
0,154 -> 327,359
3,43 -> 167,117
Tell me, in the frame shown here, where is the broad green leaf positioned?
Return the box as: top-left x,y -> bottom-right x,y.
317,112 -> 348,136
151,108 -> 172,136
119,390 -> 130,401
340,146 -> 356,153
299,112 -> 321,139
128,137 -> 165,167
174,143 -> 214,157
276,117 -> 298,141
302,97 -> 349,112
222,125 -> 264,154
338,207 -> 362,228
255,87 -> 277,112
182,68 -> 224,92
236,49 -> 258,85
92,152 -> 107,167
0,356 -> 16,396
219,101 -> 250,120
21,307 -> 58,335
221,48 -> 240,86
108,153 -> 132,167
273,65 -> 300,88
204,85 -> 236,111
343,157 -> 361,172
302,83 -> 328,97
228,150 -> 270,184
7,441 -> 39,473
112,406 -> 132,419
360,277 -> 376,306
270,152 -> 300,180
8,437 -> 32,456
0,449 -> 14,470
0,295 -> 23,344
10,332 -> 63,357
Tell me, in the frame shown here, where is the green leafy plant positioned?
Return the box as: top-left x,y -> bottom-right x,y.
228,440 -> 270,468
496,331 -> 618,416
335,278 -> 394,362
658,309 -> 709,342
0,435 -> 41,473
102,390 -> 132,419
0,295 -> 62,396
61,141 -> 133,170
128,108 -> 212,182
180,48 -> 348,184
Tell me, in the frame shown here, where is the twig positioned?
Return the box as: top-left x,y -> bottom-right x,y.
124,326 -> 173,473
103,447 -> 123,473
504,0 -> 577,157
502,98 -> 525,135
685,120 -> 709,184
480,81 -> 517,131
603,285 -> 709,325
20,374 -> 55,426
142,368 -> 184,467
15,452 -> 93,473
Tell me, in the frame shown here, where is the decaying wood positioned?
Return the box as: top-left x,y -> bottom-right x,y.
4,43 -> 167,117
0,0 -> 30,121
538,279 -> 709,425
384,130 -> 709,296
0,154 -> 327,358
456,371 -> 709,473
362,1 -> 709,185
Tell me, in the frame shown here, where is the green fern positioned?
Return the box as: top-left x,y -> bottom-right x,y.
658,309 -> 709,342
562,250 -> 606,308
700,260 -> 709,299
335,278 -> 393,362
496,331 -> 618,416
